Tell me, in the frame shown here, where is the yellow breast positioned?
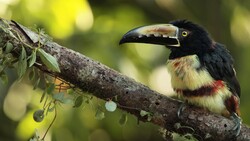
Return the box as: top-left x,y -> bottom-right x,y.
166,55 -> 231,114
167,55 -> 214,90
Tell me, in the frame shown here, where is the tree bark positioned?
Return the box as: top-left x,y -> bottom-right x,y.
0,18 -> 249,141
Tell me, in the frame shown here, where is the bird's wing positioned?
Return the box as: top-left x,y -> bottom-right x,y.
202,43 -> 240,97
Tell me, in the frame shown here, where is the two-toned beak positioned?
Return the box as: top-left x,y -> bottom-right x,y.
119,24 -> 180,47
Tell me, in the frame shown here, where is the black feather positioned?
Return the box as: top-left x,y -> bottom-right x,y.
201,43 -> 240,97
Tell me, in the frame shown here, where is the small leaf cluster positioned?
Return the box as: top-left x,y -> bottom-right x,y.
0,41 -> 16,84
93,98 -> 127,126
32,79 -> 75,140
0,27 -> 60,85
140,110 -> 153,121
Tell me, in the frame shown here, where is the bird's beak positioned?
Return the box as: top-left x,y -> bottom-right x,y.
119,24 -> 180,47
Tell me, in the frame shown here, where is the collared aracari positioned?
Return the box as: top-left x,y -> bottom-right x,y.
119,20 -> 241,136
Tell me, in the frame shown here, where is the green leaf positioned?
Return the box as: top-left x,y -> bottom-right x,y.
20,46 -> 27,60
95,108 -> 105,120
47,105 -> 55,112
0,71 -> 8,85
52,92 -> 73,104
0,66 -> 4,73
37,49 -> 60,72
61,97 -> 74,104
3,53 -> 14,65
73,95 -> 83,108
140,110 -> 153,121
5,42 -> 14,53
147,115 -> 152,121
140,110 -> 149,117
17,47 -> 27,78
33,109 -> 44,122
0,48 -> 2,55
105,100 -> 117,112
52,92 -> 64,102
45,103 -> 54,116
40,91 -> 46,103
33,77 -> 40,90
67,88 -> 74,95
46,83 -> 55,95
29,129 -> 40,141
119,113 -> 127,126
29,67 -> 36,81
28,50 -> 37,67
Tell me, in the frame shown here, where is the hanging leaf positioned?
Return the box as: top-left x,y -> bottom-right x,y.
0,48 -> 2,55
20,46 -> 27,60
46,83 -> 55,95
73,95 -> 83,108
47,104 -> 55,112
105,100 -> 117,112
44,103 -> 54,116
5,42 -> 14,53
0,71 -> 8,85
29,67 -> 36,81
119,113 -> 127,126
67,88 -> 74,95
52,92 -> 64,102
95,108 -> 105,120
40,91 -> 46,103
37,49 -> 60,72
33,77 -> 40,90
33,109 -> 44,122
17,46 -> 27,78
61,97 -> 74,104
0,66 -> 4,73
28,50 -> 37,67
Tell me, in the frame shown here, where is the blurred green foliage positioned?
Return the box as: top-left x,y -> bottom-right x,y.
1,0 -> 250,141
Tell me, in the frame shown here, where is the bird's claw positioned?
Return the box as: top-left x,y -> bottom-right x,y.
230,112 -> 242,137
177,102 -> 186,118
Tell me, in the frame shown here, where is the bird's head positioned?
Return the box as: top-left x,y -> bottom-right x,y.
119,20 -> 213,59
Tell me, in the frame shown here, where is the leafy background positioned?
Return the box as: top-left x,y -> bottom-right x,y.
0,0 -> 250,141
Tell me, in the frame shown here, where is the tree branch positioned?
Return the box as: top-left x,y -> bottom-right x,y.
0,18 -> 249,141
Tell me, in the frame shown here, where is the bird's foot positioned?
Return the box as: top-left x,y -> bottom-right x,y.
177,102 -> 186,118
230,112 -> 242,137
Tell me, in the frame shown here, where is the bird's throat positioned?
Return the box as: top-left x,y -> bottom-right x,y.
167,55 -> 214,90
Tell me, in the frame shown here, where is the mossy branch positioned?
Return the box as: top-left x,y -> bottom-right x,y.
0,18 -> 249,141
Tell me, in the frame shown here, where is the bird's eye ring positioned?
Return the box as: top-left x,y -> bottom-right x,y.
182,31 -> 188,37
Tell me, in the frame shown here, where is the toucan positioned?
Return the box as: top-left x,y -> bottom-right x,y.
119,20 -> 241,136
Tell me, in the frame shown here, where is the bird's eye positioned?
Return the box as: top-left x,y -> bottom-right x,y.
182,31 -> 188,37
